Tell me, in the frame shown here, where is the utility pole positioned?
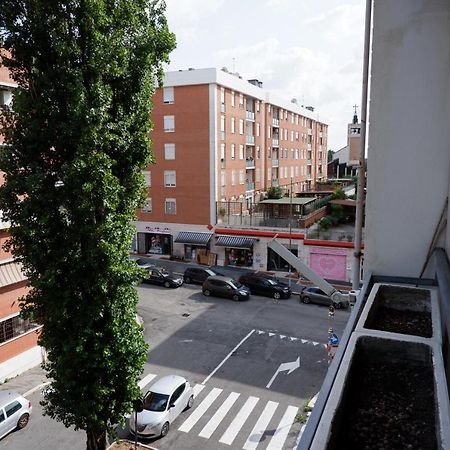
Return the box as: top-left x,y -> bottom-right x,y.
288,178 -> 293,287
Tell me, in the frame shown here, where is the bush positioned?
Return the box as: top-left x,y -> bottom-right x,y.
332,188 -> 347,200
319,216 -> 333,230
267,186 -> 283,199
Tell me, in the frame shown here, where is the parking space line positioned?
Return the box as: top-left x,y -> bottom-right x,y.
202,329 -> 255,385
179,387 -> 222,433
199,392 -> 240,439
219,396 -> 259,445
266,405 -> 299,450
243,400 -> 278,450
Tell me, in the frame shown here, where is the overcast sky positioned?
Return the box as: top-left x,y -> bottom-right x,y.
164,0 -> 365,151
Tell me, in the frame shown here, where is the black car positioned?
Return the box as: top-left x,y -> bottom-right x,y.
202,276 -> 250,301
142,267 -> 184,288
238,273 -> 291,299
183,267 -> 223,284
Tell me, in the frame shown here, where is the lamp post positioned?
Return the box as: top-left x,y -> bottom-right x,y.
288,178 -> 293,288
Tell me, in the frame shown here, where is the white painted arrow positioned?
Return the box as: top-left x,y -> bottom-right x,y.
266,357 -> 300,389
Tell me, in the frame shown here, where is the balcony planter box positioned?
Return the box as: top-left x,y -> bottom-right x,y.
355,283 -> 441,344
311,333 -> 450,450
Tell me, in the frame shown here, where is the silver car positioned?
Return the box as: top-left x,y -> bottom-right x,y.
0,391 -> 32,440
129,375 -> 194,438
299,286 -> 349,309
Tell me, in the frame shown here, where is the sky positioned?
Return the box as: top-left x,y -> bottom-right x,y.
163,0 -> 366,151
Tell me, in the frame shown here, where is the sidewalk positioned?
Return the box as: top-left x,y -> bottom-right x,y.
0,364 -> 49,397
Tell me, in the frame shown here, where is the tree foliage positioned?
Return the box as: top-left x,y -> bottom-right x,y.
0,1 -> 175,449
266,186 -> 283,199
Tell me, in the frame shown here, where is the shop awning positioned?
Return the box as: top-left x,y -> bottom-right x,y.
216,235 -> 258,249
175,231 -> 213,245
0,260 -> 27,288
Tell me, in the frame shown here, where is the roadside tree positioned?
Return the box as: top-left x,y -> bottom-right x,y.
0,1 -> 175,449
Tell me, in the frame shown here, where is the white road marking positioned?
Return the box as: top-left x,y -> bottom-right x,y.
243,400 -> 279,450
268,332 -> 276,337
179,387 -> 222,433
198,392 -> 240,439
219,396 -> 259,445
138,373 -> 156,389
202,329 -> 255,385
266,405 -> 299,450
193,383 -> 205,398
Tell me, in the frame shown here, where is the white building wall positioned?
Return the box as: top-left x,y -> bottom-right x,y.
0,346 -> 44,384
364,0 -> 450,278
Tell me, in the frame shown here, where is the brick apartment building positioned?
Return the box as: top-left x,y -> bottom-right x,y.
133,67 -> 331,267
0,62 -> 43,382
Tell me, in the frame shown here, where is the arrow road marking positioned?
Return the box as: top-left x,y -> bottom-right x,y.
266,357 -> 300,389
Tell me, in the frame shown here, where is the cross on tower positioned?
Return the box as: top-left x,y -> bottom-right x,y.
353,104 -> 358,114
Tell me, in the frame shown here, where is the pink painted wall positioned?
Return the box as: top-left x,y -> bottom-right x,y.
310,247 -> 347,280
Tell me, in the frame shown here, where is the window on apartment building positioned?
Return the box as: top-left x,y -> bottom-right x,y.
164,143 -> 175,160
0,315 -> 39,344
268,104 -> 271,113
239,119 -> 244,135
163,87 -> 174,104
164,115 -> 175,132
256,123 -> 260,137
221,171 -> 226,187
220,87 -> 225,104
291,130 -> 294,142
268,147 -> 272,158
239,169 -> 245,184
239,93 -> 244,106
0,89 -> 13,107
268,168 -> 271,181
284,129 -> 288,140
165,198 -> 176,214
291,113 -> 294,124
231,170 -> 236,186
284,148 -> 288,158
162,115 -> 176,134
239,145 -> 244,160
295,115 -> 299,125
284,110 -> 288,120
220,143 -> 225,160
231,144 -> 236,159
291,149 -> 295,159
295,131 -> 299,141
256,146 -> 260,159
268,126 -> 271,138
143,171 -> 151,187
295,166 -> 299,176
164,170 -> 176,187
142,197 -> 152,213
231,117 -> 236,134
220,115 -> 225,140
256,168 -> 261,182
256,100 -> 260,112
291,166 -> 294,178
295,149 -> 299,159
231,91 -> 235,107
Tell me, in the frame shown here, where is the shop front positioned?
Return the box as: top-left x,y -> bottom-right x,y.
215,235 -> 258,267
174,231 -> 214,261
136,231 -> 172,255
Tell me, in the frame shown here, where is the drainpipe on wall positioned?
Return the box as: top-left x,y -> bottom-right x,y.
352,0 -> 372,290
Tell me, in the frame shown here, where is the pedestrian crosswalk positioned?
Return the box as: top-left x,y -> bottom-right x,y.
139,372 -> 301,449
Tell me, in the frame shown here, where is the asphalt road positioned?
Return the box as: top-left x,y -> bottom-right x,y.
0,280 -> 350,450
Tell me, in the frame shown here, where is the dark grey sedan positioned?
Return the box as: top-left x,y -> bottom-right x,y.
299,286 -> 349,309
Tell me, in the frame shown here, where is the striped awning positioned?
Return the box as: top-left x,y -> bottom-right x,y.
175,231 -> 213,245
0,260 -> 27,288
216,236 -> 258,249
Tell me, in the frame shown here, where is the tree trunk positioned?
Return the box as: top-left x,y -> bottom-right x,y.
86,429 -> 106,450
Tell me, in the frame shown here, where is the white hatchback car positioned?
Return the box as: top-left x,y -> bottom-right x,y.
0,391 -> 32,440
129,375 -> 194,438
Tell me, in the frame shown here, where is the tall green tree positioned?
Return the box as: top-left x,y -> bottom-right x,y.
0,1 -> 175,449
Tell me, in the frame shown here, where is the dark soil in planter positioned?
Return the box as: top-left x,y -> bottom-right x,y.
371,306 -> 432,337
334,360 -> 436,450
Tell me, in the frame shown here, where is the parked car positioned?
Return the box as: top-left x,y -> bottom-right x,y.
183,267 -> 223,284
299,286 -> 349,309
142,267 -> 183,288
0,391 -> 32,440
129,256 -> 153,269
238,273 -> 291,299
129,375 -> 193,438
202,276 -> 250,301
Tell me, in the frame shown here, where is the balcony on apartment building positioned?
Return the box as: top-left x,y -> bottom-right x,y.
246,181 -> 255,191
246,135 -> 255,145
245,110 -> 255,121
272,158 -> 279,167
272,117 -> 279,127
272,137 -> 279,147
272,178 -> 279,187
308,128 -> 312,135
245,157 -> 255,169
